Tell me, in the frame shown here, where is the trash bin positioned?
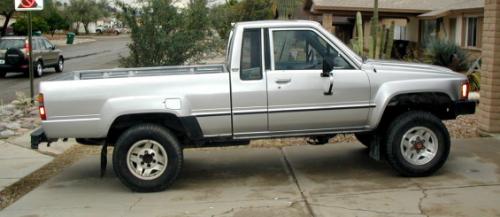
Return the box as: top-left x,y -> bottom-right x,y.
66,32 -> 75,45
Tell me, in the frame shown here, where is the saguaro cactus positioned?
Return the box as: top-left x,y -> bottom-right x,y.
384,21 -> 395,59
369,0 -> 379,58
356,12 -> 364,55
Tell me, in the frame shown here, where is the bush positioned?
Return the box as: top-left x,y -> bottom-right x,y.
424,39 -> 470,72
12,16 -> 49,35
118,0 -> 215,67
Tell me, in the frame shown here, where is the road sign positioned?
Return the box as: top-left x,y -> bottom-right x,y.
15,0 -> 44,11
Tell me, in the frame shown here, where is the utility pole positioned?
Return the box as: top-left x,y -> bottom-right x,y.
28,11 -> 34,101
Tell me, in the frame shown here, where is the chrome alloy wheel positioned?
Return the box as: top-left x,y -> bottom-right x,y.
58,59 -> 64,71
36,63 -> 43,77
127,140 -> 168,180
400,127 -> 439,166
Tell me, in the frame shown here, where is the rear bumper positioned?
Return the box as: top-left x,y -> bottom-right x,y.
454,100 -> 476,116
0,63 -> 29,72
30,128 -> 57,149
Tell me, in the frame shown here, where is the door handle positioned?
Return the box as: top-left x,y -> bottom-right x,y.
275,78 -> 291,84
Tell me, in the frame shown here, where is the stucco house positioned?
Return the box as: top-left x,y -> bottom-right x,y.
303,0 -> 485,57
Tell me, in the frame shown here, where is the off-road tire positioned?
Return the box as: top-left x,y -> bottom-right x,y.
55,57 -> 64,72
385,111 -> 450,177
113,124 -> 183,192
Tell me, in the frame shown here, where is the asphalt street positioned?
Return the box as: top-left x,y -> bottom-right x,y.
0,35 -> 130,103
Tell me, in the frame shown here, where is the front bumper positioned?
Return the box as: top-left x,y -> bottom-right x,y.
30,128 -> 57,149
454,100 -> 476,116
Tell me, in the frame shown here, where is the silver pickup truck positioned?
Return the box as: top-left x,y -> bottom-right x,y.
31,20 -> 476,192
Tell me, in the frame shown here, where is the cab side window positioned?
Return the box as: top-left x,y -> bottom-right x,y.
272,30 -> 353,70
240,29 -> 262,80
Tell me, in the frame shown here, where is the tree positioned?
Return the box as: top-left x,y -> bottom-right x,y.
67,0 -> 109,34
41,0 -> 70,36
209,0 -> 273,40
0,0 -> 15,36
12,16 -> 49,35
118,0 -> 214,67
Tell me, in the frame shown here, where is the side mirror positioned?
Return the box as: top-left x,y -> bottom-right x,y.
52,45 -> 56,50
321,57 -> 334,77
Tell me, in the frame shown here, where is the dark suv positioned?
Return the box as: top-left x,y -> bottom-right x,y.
0,36 -> 64,78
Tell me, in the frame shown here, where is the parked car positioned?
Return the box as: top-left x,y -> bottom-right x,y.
96,25 -> 122,35
32,20 -> 476,192
0,36 -> 64,78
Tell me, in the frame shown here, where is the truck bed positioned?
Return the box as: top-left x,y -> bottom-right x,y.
56,64 -> 226,81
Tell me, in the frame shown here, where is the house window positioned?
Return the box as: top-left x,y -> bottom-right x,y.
420,20 -> 437,47
449,18 -> 457,44
394,25 -> 407,40
466,17 -> 478,47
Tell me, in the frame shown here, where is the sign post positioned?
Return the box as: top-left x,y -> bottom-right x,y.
14,0 -> 44,101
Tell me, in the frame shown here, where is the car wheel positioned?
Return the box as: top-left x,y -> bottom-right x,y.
113,124 -> 183,192
55,57 -> 64,72
34,61 -> 43,77
385,111 -> 450,177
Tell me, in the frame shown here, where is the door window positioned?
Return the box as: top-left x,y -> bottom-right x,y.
240,29 -> 263,80
272,30 -> 353,70
42,39 -> 53,50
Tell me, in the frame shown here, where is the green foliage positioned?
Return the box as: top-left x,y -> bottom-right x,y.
369,0 -> 379,59
210,0 -> 274,40
12,16 -> 49,35
42,0 -> 70,36
468,71 -> 481,91
118,0 -> 215,67
424,39 -> 470,72
351,12 -> 364,55
10,0 -> 69,36
67,0 -> 109,34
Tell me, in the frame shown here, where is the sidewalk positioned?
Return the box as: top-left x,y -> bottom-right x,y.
1,138 -> 499,217
0,140 -> 52,192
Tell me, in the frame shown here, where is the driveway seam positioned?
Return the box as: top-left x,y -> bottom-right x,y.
279,148 -> 316,217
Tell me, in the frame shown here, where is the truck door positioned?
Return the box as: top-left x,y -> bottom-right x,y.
230,28 -> 268,135
266,28 -> 371,132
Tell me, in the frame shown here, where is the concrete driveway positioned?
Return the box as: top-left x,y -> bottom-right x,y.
1,138 -> 499,217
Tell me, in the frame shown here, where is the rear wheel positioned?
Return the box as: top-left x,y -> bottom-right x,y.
34,61 -> 43,77
113,124 -> 183,192
385,111 -> 450,177
55,57 -> 64,72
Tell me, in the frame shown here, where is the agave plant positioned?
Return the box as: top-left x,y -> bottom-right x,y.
424,39 -> 470,72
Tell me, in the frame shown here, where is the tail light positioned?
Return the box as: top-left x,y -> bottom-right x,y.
37,93 -> 46,120
460,81 -> 470,100
24,39 -> 31,59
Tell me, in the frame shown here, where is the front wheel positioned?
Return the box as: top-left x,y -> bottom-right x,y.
55,57 -> 64,72
113,124 -> 183,192
385,111 -> 450,177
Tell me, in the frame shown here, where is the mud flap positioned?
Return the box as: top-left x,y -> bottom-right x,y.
100,143 -> 108,178
368,134 -> 382,161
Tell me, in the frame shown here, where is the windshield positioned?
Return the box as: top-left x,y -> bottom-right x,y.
0,39 -> 24,50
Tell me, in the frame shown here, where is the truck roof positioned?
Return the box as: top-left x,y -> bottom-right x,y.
235,20 -> 323,29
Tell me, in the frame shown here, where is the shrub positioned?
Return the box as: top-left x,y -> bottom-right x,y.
424,39 -> 470,72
